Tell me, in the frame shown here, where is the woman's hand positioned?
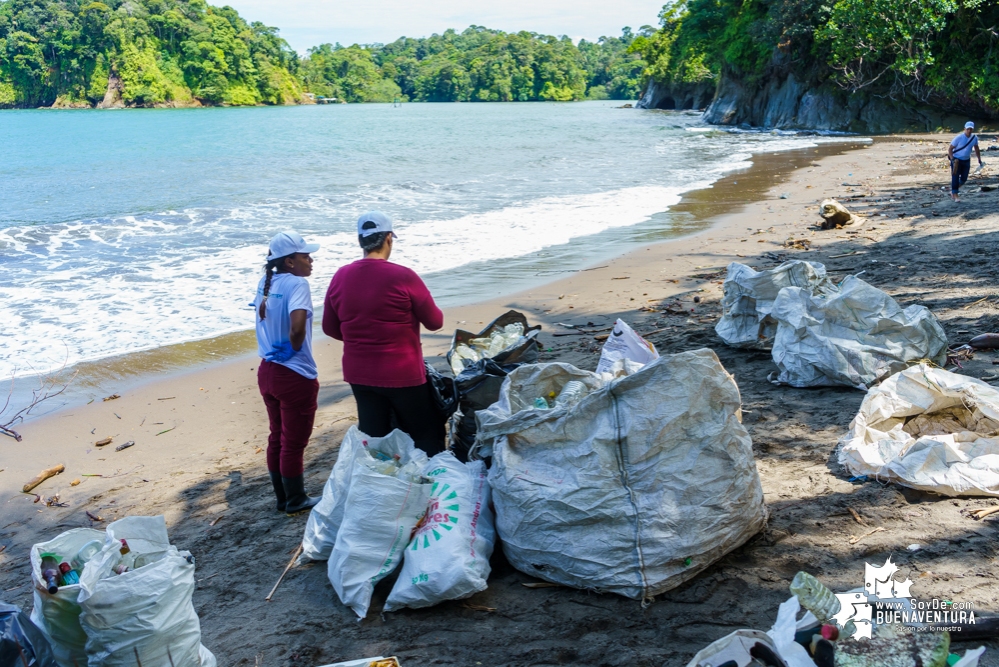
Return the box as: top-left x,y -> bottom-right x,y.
265,342 -> 296,362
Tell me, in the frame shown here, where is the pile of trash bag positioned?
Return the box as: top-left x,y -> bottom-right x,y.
838,364 -> 999,496
716,261 -> 836,350
30,517 -> 214,667
476,349 -> 766,600
302,427 -> 495,617
771,276 -> 947,389
446,311 -> 541,461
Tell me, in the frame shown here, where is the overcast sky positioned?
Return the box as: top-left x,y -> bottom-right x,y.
223,0 -> 666,53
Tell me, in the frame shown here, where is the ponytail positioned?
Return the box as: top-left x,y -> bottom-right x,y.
258,257 -> 284,320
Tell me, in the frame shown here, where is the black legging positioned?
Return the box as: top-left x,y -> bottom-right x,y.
350,382 -> 446,456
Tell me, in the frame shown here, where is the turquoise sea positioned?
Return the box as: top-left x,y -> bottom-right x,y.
1,101 -> 846,380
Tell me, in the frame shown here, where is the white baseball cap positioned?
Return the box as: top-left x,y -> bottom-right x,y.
357,211 -> 397,238
267,231 -> 320,260
966,121 -> 975,129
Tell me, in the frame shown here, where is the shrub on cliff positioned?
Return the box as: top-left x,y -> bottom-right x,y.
639,0 -> 999,118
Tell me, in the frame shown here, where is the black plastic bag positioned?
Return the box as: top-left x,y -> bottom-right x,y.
0,602 -> 57,667
446,311 -> 542,462
424,361 -> 458,421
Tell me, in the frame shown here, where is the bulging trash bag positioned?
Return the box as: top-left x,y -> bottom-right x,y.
839,364 -> 999,496
447,310 -> 542,462
771,276 -> 947,389
77,516 -> 215,667
1,601 -> 58,667
327,432 -> 432,618
29,527 -> 103,667
301,427 -> 429,562
477,350 -> 766,600
384,452 -> 495,611
715,260 -> 835,350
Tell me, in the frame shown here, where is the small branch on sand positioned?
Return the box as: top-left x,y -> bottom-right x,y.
1,351 -> 78,442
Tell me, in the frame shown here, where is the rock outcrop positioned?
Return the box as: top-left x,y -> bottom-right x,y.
638,71 -> 989,134
637,79 -> 715,112
97,70 -> 125,109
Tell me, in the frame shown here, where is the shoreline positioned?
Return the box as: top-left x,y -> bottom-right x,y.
4,134 -> 999,665
7,135 -> 870,423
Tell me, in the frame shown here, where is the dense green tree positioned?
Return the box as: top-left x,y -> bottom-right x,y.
0,0 -> 304,107
638,0 -> 999,117
0,6 -> 647,107
300,26 -> 640,103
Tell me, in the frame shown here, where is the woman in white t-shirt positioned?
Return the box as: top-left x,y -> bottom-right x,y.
253,231 -> 322,515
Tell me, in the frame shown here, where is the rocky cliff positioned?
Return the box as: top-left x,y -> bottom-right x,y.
638,73 -> 986,133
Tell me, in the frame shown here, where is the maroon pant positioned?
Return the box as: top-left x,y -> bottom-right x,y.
258,361 -> 319,478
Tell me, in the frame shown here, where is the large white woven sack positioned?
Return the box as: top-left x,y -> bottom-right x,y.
477,350 -> 766,600
771,276 -> 947,389
715,260 -> 835,350
77,516 -> 215,667
301,427 -> 428,562
327,442 -> 432,618
29,528 -> 104,667
839,364 -> 999,496
384,452 -> 495,611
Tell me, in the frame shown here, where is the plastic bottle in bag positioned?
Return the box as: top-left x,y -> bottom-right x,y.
40,554 -> 61,594
59,563 -> 80,586
555,381 -> 586,408
72,540 -> 103,572
532,398 -> 550,410
790,571 -> 841,621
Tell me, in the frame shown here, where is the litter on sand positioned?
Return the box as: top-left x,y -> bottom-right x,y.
770,276 -> 947,389
686,569 -> 988,667
818,198 -> 865,229
839,364 -> 999,496
715,261 -> 836,350
477,349 -> 766,600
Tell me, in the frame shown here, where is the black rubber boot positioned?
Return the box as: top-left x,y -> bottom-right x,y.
269,471 -> 287,512
282,475 -> 319,515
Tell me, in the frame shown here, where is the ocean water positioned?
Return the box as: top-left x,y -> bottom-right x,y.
1,102 -> 846,380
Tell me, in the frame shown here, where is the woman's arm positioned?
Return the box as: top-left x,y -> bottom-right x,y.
290,309 -> 308,351
322,278 -> 344,340
410,275 -> 444,331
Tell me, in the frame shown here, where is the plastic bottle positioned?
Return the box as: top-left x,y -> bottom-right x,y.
532,397 -> 550,410
790,571 -> 841,622
40,553 -> 61,594
59,562 -> 80,586
72,539 -> 103,571
555,381 -> 586,408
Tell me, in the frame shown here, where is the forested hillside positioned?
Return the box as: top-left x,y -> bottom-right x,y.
300,26 -> 649,103
0,0 -> 304,107
637,0 -> 999,120
0,0 -> 648,108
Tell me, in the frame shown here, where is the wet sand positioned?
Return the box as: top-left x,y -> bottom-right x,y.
3,135 -> 999,666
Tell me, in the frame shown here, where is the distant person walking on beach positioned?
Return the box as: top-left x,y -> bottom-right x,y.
948,121 -> 983,202
255,231 -> 322,515
323,211 -> 446,455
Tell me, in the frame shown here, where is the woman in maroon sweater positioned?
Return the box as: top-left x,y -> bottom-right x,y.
323,211 -> 446,454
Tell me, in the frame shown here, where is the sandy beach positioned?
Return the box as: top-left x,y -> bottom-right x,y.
3,133 -> 999,666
